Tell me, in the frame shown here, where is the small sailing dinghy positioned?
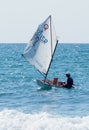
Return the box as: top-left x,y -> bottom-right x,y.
22,15 -> 62,90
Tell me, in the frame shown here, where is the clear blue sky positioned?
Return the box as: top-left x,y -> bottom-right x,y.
0,0 -> 89,43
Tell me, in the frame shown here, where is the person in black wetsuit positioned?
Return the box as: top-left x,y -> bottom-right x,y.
62,73 -> 74,88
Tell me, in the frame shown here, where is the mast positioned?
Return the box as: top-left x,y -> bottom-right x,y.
44,16 -> 58,80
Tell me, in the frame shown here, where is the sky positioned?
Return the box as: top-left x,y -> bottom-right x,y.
0,0 -> 89,43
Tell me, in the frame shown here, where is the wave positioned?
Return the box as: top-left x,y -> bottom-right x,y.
0,109 -> 88,130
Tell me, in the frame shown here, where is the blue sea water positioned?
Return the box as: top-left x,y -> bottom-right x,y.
0,43 -> 89,130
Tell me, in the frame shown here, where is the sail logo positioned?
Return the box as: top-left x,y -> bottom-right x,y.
40,34 -> 48,43
31,24 -> 49,44
44,24 -> 49,30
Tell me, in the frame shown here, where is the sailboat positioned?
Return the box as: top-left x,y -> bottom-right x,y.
22,15 -> 62,89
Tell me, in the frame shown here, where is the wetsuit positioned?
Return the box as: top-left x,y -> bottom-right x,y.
65,77 -> 73,88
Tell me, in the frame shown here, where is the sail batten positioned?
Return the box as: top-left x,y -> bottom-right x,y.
22,15 -> 57,77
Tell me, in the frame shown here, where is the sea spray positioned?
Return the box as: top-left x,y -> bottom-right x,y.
0,109 -> 89,130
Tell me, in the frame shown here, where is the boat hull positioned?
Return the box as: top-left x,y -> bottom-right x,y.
36,80 -> 53,90
36,79 -> 62,90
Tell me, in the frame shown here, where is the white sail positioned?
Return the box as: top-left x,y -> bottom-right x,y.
22,15 -> 58,76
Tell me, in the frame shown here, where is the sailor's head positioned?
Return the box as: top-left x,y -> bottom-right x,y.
66,73 -> 70,78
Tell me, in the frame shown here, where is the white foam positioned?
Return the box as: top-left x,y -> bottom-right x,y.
0,109 -> 89,130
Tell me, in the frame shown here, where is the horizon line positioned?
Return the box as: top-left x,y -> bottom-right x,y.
0,42 -> 89,44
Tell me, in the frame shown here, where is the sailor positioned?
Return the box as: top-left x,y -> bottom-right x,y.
62,73 -> 74,88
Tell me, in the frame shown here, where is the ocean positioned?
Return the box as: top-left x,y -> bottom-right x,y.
0,43 -> 89,130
